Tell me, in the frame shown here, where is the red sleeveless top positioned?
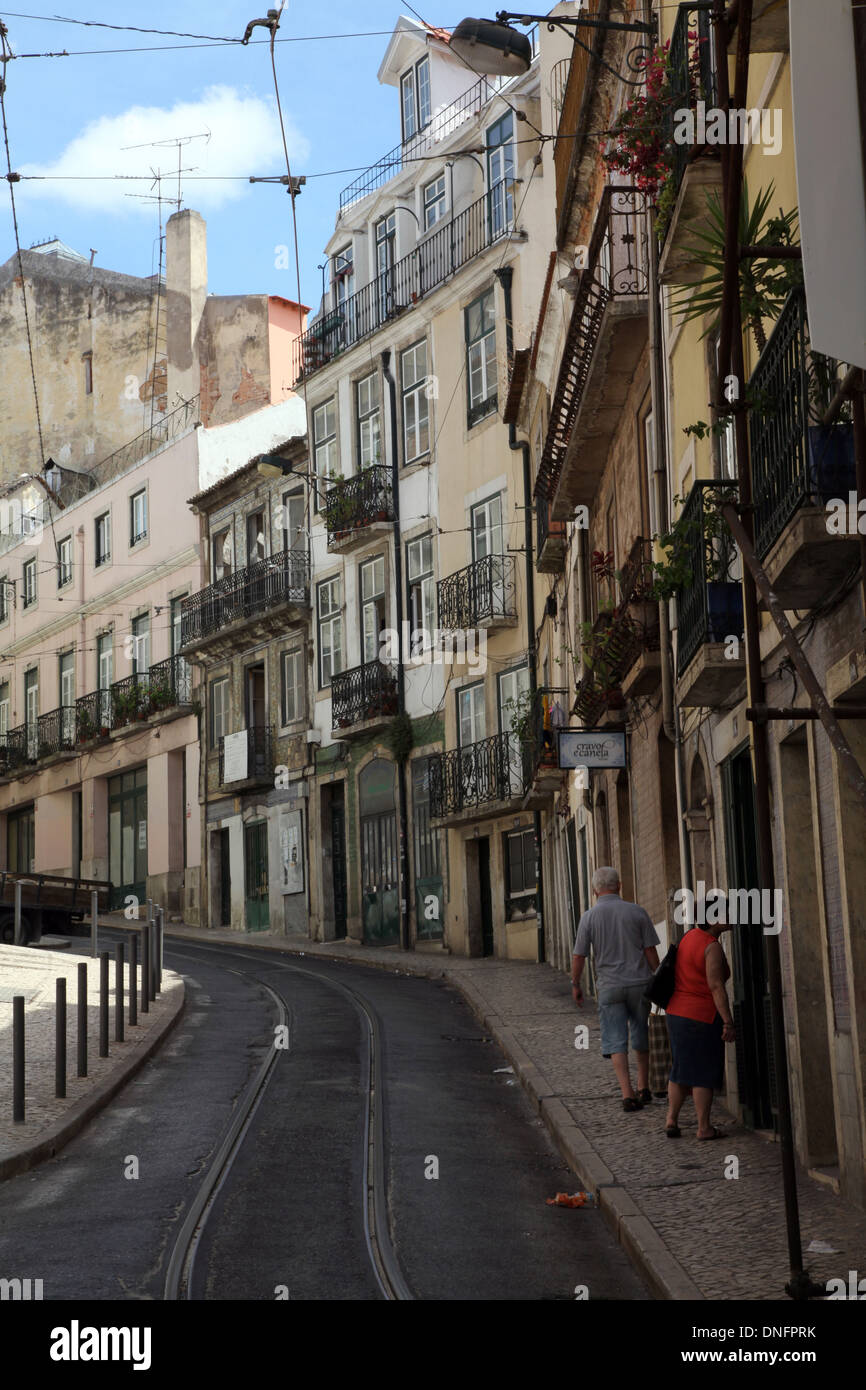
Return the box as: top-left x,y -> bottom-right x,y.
666,927 -> 718,1024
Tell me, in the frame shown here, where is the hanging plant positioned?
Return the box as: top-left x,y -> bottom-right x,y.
386,710 -> 414,763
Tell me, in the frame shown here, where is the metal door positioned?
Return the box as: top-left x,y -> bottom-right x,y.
108,768 -> 147,910
330,799 -> 347,939
359,758 -> 399,943
219,828 -> 231,927
244,821 -> 269,931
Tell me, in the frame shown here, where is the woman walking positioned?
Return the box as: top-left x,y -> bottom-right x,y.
664,920 -> 736,1140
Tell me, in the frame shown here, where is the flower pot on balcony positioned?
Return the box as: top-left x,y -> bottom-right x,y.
808,423 -> 856,503
706,581 -> 744,643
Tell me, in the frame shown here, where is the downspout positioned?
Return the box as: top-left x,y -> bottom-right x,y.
647,152 -> 693,899
381,349 -> 410,952
495,265 -> 546,964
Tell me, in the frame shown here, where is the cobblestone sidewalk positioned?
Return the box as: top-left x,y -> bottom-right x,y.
164,922 -> 866,1302
0,942 -> 183,1177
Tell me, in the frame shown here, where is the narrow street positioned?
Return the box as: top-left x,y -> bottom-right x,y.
0,932 -> 649,1302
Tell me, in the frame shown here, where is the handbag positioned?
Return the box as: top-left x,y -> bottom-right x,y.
645,941 -> 678,1008
648,1008 -> 673,1096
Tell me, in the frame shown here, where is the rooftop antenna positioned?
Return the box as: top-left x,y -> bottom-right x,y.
121,130 -> 211,213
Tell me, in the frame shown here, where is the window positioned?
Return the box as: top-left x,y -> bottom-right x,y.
59,650 -> 75,742
356,371 -> 381,468
130,490 -> 148,545
360,556 -> 386,664
210,676 -> 229,747
317,576 -> 343,688
24,669 -> 38,759
423,174 -> 446,231
471,494 -> 503,561
97,633 -> 113,690
170,596 -> 185,657
212,527 -> 232,581
131,613 -> 149,675
57,536 -> 73,588
401,55 -> 431,141
0,681 -> 9,743
407,534 -> 435,653
95,511 -> 111,567
333,244 -> 354,308
457,682 -> 486,747
465,288 -> 497,425
312,398 -> 338,499
281,491 -> 305,554
401,340 -> 430,463
505,828 -> 538,919
375,213 -> 396,322
0,577 -> 8,624
83,351 -> 93,396
487,110 -> 515,238
23,557 -> 37,608
246,509 -> 266,564
281,648 -> 305,725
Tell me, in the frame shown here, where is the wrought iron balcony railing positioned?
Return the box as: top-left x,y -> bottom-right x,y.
218,725 -> 272,785
664,3 -> 719,218
181,547 -> 310,647
295,181 -> 517,382
332,659 -> 398,731
437,554 -> 516,631
675,480 -> 743,678
749,287 -> 853,560
521,687 -> 569,789
535,186 -> 649,504
428,731 -> 523,819
322,466 -> 393,544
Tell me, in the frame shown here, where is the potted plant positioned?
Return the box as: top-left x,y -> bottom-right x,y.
806,349 -> 856,502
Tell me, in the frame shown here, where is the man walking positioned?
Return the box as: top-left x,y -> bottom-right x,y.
572,867 -> 660,1112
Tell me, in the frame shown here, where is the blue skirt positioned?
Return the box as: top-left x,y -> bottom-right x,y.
667,1012 -> 724,1090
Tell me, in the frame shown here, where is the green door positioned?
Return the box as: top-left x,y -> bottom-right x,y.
244,821 -> 270,931
359,758 -> 399,943
108,768 -> 147,910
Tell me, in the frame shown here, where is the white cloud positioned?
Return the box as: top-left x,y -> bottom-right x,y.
21,85 -> 309,214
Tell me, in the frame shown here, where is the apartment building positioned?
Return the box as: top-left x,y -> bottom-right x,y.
297,14 -> 559,955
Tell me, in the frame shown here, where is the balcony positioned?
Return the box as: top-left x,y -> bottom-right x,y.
331,660 -> 398,738
218,725 -> 273,788
322,467 -> 393,551
106,657 -> 193,734
658,4 -> 724,285
521,687 -> 569,808
535,187 -> 649,521
180,548 -> 310,660
536,491 -> 568,573
294,182 -> 522,382
675,481 -> 746,708
428,732 -> 524,825
437,555 -> 517,633
749,289 -> 860,609
572,609 -> 644,727
618,537 -> 662,698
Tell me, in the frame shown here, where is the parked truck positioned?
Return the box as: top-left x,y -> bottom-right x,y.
0,872 -> 112,946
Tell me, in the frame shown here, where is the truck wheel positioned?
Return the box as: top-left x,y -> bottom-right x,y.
0,911 -> 34,945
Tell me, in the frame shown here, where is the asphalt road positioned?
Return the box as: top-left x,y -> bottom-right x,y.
0,933 -> 650,1302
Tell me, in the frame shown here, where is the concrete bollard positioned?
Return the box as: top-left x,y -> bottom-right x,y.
13,994 -> 24,1122
77,962 -> 87,1078
114,942 -> 124,1044
55,977 -> 67,1099
99,951 -> 109,1058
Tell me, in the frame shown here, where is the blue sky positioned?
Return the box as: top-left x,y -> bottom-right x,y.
1,3 -> 461,309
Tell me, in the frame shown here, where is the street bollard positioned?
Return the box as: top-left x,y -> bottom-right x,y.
115,942 -> 124,1044
130,933 -> 138,1027
77,962 -> 87,1078
90,889 -> 99,959
55,977 -> 67,1099
155,908 -> 163,995
13,995 -> 24,1122
99,951 -> 109,1058
13,880 -> 22,947
141,926 -> 150,1015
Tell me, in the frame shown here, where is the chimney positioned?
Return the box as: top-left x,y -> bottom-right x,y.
165,209 -> 207,408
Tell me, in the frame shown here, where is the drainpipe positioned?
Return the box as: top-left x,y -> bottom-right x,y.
495,265 -> 546,964
381,349 -> 410,952
647,184 -> 693,899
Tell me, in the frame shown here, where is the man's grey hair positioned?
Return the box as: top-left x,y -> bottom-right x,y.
592,866 -> 621,894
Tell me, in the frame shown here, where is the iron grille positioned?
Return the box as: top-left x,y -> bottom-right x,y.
332,660 -> 398,730
675,480 -> 742,678
322,466 -> 393,544
180,548 -> 310,646
428,732 -> 522,817
437,554 -> 516,631
665,3 -> 719,214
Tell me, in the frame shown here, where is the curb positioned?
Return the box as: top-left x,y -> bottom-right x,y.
0,978 -> 186,1183
163,926 -> 702,1299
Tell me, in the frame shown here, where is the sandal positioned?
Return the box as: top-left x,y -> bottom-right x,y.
622,1097 -> 643,1112
637,1089 -> 652,1105
665,1124 -> 681,1138
697,1126 -> 724,1141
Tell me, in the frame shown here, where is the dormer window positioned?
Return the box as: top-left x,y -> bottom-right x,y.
401,55 -> 431,142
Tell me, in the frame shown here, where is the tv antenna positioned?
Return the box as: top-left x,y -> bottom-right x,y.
120,129 -> 211,213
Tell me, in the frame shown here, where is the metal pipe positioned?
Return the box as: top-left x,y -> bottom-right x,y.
99,951 -> 109,1058
381,349 -> 411,953
115,941 -> 124,1043
130,932 -> 138,1027
77,961 -> 87,1077
55,977 -> 66,1099
141,925 -> 150,1014
13,880 -> 22,947
90,888 -> 98,959
13,995 -> 24,1122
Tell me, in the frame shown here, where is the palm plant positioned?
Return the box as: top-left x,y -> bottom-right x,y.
670,182 -> 802,354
